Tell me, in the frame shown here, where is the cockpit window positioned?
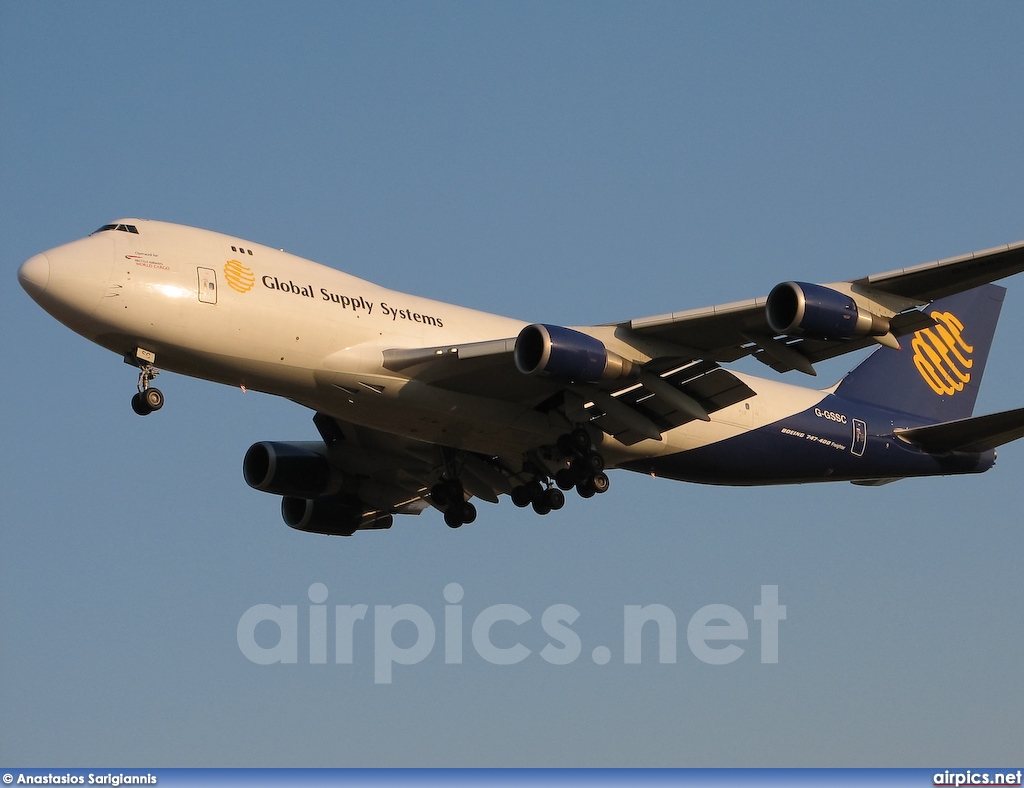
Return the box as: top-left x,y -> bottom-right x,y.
93,223 -> 139,234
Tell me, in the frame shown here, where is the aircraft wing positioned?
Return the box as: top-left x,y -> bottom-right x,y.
309,411 -> 529,517
382,339 -> 550,402
623,239 -> 1024,374
854,240 -> 1024,300
382,340 -> 756,445
373,240 -> 1024,442
310,412 -> 437,522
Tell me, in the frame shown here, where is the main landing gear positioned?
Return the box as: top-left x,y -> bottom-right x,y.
128,353 -> 165,416
510,479 -> 566,515
510,427 -> 610,516
431,477 -> 477,529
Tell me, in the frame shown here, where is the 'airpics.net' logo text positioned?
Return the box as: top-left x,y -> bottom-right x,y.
237,583 -> 786,684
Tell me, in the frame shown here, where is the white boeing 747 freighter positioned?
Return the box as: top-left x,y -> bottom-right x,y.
18,219 -> 1024,534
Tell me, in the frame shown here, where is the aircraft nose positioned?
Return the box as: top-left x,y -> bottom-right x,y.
18,253 -> 50,296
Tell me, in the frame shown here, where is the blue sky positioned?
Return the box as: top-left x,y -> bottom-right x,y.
2,1 -> 1023,767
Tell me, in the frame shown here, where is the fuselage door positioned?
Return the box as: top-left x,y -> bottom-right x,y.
198,267 -> 218,304
851,418 -> 867,457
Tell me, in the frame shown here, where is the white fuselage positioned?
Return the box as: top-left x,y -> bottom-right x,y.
20,219 -> 825,468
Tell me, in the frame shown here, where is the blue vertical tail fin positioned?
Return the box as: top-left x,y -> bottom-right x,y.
833,283 -> 1005,422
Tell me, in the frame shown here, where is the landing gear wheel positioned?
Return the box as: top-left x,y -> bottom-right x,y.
525,479 -> 545,503
511,485 -> 532,508
131,392 -> 152,416
570,427 -> 592,452
576,478 -> 597,498
532,497 -> 552,515
592,471 -> 610,494
445,501 -> 476,528
544,487 -> 565,511
582,450 -> 604,473
143,387 -> 164,412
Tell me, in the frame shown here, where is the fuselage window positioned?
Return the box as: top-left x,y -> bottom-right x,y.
92,223 -> 139,235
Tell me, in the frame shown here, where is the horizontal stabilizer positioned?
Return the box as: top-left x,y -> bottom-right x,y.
894,406 -> 1024,452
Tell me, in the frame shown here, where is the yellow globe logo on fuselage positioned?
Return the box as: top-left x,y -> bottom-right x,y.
224,260 -> 255,293
911,310 -> 973,396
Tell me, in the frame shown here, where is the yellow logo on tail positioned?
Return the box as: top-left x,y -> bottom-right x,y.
224,260 -> 255,294
911,310 -> 973,396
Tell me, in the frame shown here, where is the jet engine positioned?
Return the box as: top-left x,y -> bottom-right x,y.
245,442 -> 395,536
243,441 -> 332,499
766,281 -> 891,341
282,494 -> 393,537
514,323 -> 634,381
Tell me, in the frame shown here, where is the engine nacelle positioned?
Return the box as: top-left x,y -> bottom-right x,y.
766,281 -> 890,340
243,441 -> 331,499
282,494 -> 393,537
514,323 -> 634,381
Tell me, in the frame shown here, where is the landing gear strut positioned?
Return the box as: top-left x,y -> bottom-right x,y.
444,502 -> 477,528
555,427 -> 611,500
127,350 -> 164,416
531,486 -> 565,515
509,479 -> 566,515
508,426 -> 611,517
432,478 -> 477,528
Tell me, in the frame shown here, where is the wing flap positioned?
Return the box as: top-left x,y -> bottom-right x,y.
312,412 -> 438,517
312,412 -> 519,515
382,337 -> 516,372
380,336 -> 570,403
586,360 -> 756,445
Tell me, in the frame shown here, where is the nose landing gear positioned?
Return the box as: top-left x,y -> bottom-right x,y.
131,384 -> 164,416
126,349 -> 164,416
